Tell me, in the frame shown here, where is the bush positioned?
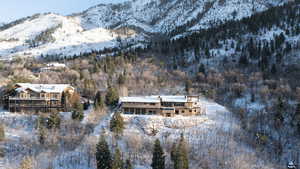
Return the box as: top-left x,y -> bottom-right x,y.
20,156 -> 34,169
72,110 -> 84,121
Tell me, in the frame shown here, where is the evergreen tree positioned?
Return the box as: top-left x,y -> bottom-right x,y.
96,136 -> 112,169
271,64 -> 277,74
124,159 -> 133,169
38,126 -> 46,145
72,110 -> 84,121
294,102 -> 300,133
0,147 -> 4,158
47,112 -> 61,129
112,147 -> 123,169
239,55 -> 249,66
0,124 -> 5,141
274,97 -> 285,127
170,142 -> 177,162
95,91 -> 105,110
174,134 -> 189,169
117,74 -> 126,86
185,80 -> 193,94
110,111 -> 124,137
198,64 -> 205,74
61,91 -> 67,110
105,86 -> 119,107
73,98 -> 83,114
151,139 -> 165,169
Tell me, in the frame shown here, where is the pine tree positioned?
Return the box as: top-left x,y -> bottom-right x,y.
185,80 -> 193,94
95,91 -> 105,110
151,139 -> 165,169
96,136 -> 112,169
0,124 -> 5,141
47,112 -> 61,129
72,110 -> 84,121
117,74 -> 126,86
124,159 -> 133,169
73,98 -> 83,114
294,102 -> 300,133
174,134 -> 189,169
271,64 -> 277,74
198,64 -> 205,74
170,142 -> 177,162
105,86 -> 119,107
61,91 -> 67,111
110,111 -> 124,137
38,126 -> 46,145
274,97 -> 285,127
112,147 -> 123,169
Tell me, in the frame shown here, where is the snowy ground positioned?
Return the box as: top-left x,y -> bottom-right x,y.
0,98 -> 278,169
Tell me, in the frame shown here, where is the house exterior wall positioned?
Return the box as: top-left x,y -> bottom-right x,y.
120,96 -> 202,117
8,85 -> 74,113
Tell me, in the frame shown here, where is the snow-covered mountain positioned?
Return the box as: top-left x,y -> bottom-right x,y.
0,0 -> 286,60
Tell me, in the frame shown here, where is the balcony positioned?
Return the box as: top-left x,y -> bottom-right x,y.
9,97 -> 60,101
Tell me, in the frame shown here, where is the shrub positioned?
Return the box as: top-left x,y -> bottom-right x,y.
72,110 -> 84,121
20,156 -> 34,169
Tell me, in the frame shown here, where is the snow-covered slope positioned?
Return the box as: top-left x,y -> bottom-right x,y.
0,13 -> 134,60
0,0 -> 285,60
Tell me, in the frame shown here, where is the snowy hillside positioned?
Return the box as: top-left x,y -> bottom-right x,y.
0,98 -> 281,169
0,0 -> 285,60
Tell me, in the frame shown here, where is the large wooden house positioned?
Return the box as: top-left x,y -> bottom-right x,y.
119,95 -> 203,117
5,83 -> 74,113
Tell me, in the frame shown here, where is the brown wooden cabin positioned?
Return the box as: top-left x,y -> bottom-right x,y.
5,83 -> 74,113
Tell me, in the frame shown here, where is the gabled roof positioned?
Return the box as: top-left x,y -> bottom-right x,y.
15,83 -> 73,93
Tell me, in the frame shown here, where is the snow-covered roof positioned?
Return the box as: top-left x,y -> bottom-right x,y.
120,96 -> 160,103
160,96 -> 187,103
46,62 -> 66,67
120,96 -> 199,103
15,83 -> 73,93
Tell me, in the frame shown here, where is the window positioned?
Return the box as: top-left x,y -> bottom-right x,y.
174,103 -> 185,107
150,103 -> 156,106
175,110 -> 179,115
162,102 -> 173,107
182,110 -> 185,113
189,110 -> 192,113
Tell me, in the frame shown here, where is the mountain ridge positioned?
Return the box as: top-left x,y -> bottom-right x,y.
0,0 -> 287,60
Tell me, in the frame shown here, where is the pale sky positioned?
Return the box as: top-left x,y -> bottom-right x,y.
0,0 -> 128,23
